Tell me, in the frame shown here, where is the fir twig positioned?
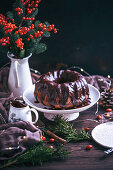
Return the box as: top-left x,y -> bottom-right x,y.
0,143 -> 69,169
48,115 -> 91,142
0,160 -> 17,169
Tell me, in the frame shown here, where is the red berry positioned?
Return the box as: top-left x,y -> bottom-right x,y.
43,24 -> 46,28
54,28 -> 57,34
31,24 -> 34,29
20,32 -> 23,35
2,43 -> 6,46
34,32 -> 37,37
20,8 -> 23,12
32,17 -> 35,21
26,17 -> 29,21
6,37 -> 10,40
22,17 -> 25,20
86,145 -> 92,150
28,10 -> 32,14
29,34 -> 34,39
38,23 -> 43,28
27,38 -> 30,41
49,145 -> 53,149
2,39 -> 6,43
49,138 -> 55,143
38,33 -> 41,37
12,19 -> 14,22
48,26 -> 52,31
15,31 -> 18,34
106,108 -> 112,112
97,115 -> 102,119
41,136 -> 46,141
51,24 -> 55,29
28,4 -> 31,7
43,27 -> 47,31
17,12 -> 21,15
35,4 -> 38,7
40,31 -> 43,34
84,127 -> 89,132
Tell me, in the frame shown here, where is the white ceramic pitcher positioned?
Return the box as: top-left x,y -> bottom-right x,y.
8,52 -> 33,97
8,103 -> 38,124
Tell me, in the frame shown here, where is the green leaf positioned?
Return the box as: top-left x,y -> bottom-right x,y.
29,28 -> 36,35
26,47 -> 35,55
43,31 -> 50,37
44,21 -> 50,27
13,33 -> 20,41
0,45 -> 8,54
35,43 -> 47,54
19,49 -> 25,59
34,20 -> 40,28
6,11 -> 14,20
27,20 -> 33,26
13,0 -> 23,11
0,25 -> 5,37
12,0 -> 23,25
36,37 -> 42,42
31,8 -> 38,18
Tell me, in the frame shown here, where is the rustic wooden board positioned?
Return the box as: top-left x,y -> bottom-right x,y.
5,105 -> 113,170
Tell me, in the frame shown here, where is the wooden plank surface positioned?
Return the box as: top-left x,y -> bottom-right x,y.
5,105 -> 113,170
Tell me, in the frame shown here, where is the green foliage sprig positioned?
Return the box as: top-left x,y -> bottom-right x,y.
0,143 -> 69,169
16,143 -> 69,166
48,115 -> 91,142
0,0 -> 58,58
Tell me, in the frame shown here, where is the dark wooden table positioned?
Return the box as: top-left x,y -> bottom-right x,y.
5,105 -> 113,170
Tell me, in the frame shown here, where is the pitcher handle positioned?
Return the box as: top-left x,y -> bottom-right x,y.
14,61 -> 20,88
29,108 -> 39,124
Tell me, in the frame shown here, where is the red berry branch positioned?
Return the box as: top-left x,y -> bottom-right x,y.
0,0 -> 58,58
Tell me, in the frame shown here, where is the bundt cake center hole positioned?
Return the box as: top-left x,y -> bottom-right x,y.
55,72 -> 78,84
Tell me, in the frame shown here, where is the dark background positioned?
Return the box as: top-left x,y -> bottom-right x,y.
1,0 -> 113,77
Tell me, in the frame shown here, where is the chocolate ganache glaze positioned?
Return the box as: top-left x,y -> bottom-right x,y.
34,70 -> 90,109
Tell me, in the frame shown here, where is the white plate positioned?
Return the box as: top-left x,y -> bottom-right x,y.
92,122 -> 113,148
23,84 -> 100,114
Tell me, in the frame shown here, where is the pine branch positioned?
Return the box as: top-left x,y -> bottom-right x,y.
0,143 -> 69,168
48,115 -> 91,142
0,160 -> 17,169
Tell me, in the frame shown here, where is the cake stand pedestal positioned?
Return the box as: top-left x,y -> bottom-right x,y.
23,84 -> 100,121
44,112 -> 79,121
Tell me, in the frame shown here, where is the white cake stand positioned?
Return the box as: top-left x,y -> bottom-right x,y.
23,84 -> 100,121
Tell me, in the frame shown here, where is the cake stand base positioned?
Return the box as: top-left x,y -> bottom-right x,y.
44,112 -> 79,121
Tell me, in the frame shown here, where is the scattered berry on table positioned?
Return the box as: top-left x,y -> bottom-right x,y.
49,145 -> 54,149
97,115 -> 102,120
106,108 -> 112,112
84,127 -> 89,132
49,138 -> 55,143
86,145 -> 93,150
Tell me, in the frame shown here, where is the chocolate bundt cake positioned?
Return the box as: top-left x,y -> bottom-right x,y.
34,70 -> 90,109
